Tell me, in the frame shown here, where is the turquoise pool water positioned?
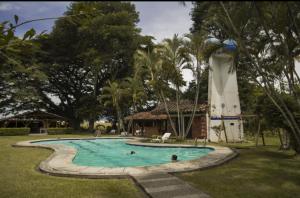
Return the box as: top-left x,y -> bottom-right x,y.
34,139 -> 213,168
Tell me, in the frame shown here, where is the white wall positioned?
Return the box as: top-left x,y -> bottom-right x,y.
208,48 -> 244,142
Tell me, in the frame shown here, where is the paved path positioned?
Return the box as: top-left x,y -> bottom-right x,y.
132,173 -> 211,198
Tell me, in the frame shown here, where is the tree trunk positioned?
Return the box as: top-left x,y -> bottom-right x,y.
70,118 -> 81,131
282,129 -> 291,150
290,132 -> 300,154
278,128 -> 284,149
116,105 -> 121,133
88,118 -> 95,132
127,104 -> 137,133
175,86 -> 181,138
184,62 -> 201,139
255,119 -> 261,147
261,131 -> 265,146
160,91 -> 178,137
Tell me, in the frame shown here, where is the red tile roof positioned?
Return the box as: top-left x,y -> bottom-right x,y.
125,100 -> 207,121
151,100 -> 207,114
124,111 -> 167,120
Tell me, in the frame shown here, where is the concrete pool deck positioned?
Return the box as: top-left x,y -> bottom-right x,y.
13,137 -> 237,177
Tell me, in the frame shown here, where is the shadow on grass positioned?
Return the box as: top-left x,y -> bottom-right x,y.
176,144 -> 300,198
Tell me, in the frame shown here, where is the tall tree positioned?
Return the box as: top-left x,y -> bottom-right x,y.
182,33 -> 208,137
190,1 -> 300,152
100,80 -> 128,133
160,34 -> 192,138
0,17 -> 46,116
34,1 -> 144,129
133,45 -> 179,137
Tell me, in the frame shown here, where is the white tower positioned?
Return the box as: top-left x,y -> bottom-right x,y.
207,39 -> 244,142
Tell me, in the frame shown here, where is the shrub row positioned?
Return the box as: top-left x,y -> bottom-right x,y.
0,128 -> 30,136
47,128 -> 74,135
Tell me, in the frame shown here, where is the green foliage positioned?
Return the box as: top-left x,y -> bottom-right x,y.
47,128 -> 75,135
183,67 -> 209,103
22,28 -> 36,40
123,77 -> 147,112
190,2 -> 300,152
95,124 -> 106,131
0,15 -> 46,115
100,80 -> 129,132
33,1 -> 145,128
0,128 -> 30,136
256,93 -> 300,130
160,34 -> 192,88
106,125 -> 112,133
14,15 -> 18,24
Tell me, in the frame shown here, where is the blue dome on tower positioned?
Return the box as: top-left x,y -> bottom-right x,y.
204,37 -> 221,46
223,39 -> 237,51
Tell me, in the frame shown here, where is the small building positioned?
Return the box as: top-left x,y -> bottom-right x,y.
0,110 -> 69,133
125,100 -> 208,139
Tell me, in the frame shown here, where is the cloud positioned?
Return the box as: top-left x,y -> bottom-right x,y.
134,2 -> 193,43
0,2 -> 21,11
133,2 -> 195,84
0,1 -> 196,84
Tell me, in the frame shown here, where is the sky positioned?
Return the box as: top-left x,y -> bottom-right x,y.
0,1 -> 194,41
0,1 -> 194,82
1,1 -> 298,85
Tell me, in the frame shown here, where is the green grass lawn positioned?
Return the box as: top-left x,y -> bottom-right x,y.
1,134 -> 299,198
175,136 -> 300,198
0,135 -> 145,198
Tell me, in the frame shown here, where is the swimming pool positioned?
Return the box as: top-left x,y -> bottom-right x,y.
33,138 -> 213,168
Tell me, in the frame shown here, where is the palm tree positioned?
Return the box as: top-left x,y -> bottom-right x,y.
183,33 -> 205,138
133,46 -> 179,137
100,81 -> 127,133
160,34 -> 192,138
123,76 -> 146,132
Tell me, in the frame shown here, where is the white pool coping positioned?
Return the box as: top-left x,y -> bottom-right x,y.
13,137 -> 237,177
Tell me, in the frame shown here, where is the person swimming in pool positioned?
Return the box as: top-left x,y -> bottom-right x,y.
127,151 -> 136,155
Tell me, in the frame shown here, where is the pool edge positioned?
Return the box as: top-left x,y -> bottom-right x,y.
13,137 -> 237,177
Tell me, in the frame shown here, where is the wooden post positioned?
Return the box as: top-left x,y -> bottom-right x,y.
182,114 -> 185,138
142,121 -> 144,136
278,128 -> 283,149
255,119 -> 261,147
261,131 -> 265,146
221,115 -> 228,143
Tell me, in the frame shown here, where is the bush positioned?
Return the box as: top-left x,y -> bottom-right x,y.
106,126 -> 112,133
0,128 -> 30,136
95,124 -> 106,131
151,135 -> 161,139
47,128 -> 74,135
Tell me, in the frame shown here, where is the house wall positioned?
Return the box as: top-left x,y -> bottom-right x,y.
131,115 -> 208,139
192,115 -> 207,138
144,126 -> 160,137
166,115 -> 207,139
132,120 -> 165,137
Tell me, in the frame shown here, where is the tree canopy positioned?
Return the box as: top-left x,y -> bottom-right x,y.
28,1 -> 150,129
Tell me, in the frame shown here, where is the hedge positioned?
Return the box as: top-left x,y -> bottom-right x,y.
47,128 -> 75,135
0,128 -> 30,136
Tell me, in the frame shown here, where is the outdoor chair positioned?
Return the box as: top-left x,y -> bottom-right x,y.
151,132 -> 172,143
39,128 -> 48,133
110,129 -> 116,134
135,129 -> 142,136
120,131 -> 128,136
